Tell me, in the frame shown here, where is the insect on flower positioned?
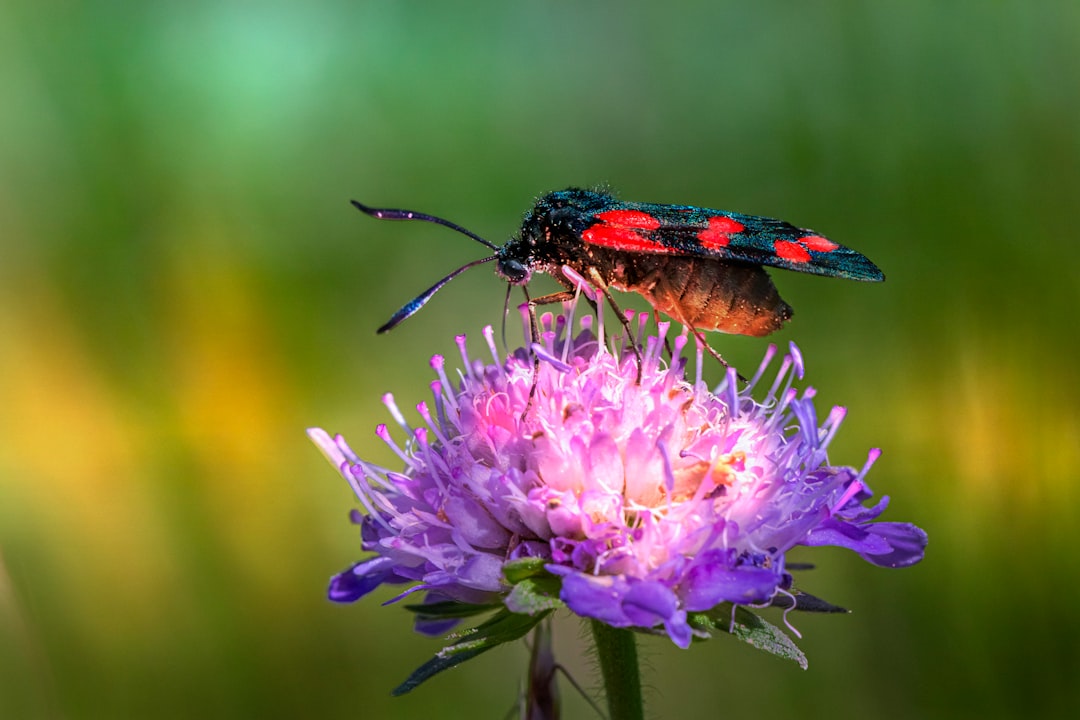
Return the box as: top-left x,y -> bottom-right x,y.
352,188 -> 884,362
309,306 -> 929,662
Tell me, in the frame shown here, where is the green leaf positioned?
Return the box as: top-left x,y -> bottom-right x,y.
392,609 -> 551,695
401,600 -> 501,619
391,646 -> 490,696
769,589 -> 849,614
689,604 -> 808,669
502,556 -> 550,584
505,576 -> 565,615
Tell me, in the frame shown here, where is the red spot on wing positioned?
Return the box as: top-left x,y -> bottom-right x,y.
797,234 -> 838,252
697,215 -> 746,250
594,209 -> 661,230
708,216 -> 745,234
775,240 -> 811,263
583,224 -> 669,252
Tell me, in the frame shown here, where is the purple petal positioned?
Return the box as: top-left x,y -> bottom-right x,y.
802,518 -> 893,556
664,610 -> 693,649
623,581 -> 694,649
412,592 -> 465,636
559,572 -> 632,627
622,581 -> 678,626
682,562 -> 782,611
835,492 -> 890,522
457,552 -> 507,591
327,556 -> 401,603
444,495 -> 511,549
413,615 -> 461,636
857,522 -> 928,568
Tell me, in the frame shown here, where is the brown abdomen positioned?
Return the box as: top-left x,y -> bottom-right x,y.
609,254 -> 793,337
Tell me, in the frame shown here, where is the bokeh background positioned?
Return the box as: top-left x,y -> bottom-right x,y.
2,2 -> 1077,718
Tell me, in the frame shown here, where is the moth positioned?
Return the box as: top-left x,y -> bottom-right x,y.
353,187 -> 883,360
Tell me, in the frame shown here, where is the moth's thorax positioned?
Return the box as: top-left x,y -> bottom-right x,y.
497,189 -> 609,285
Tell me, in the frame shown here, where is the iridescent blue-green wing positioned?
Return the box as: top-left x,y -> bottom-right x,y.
578,199 -> 884,282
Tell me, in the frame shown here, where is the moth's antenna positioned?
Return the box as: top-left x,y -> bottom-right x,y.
377,255 -> 498,334
500,283 -> 513,351
351,200 -> 500,251
353,199 -> 503,333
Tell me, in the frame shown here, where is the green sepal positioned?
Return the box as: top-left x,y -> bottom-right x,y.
768,589 -> 848,614
392,608 -> 552,696
505,575 -> 565,615
401,600 -> 502,620
689,604 -> 808,670
501,557 -> 564,614
502,556 -> 550,584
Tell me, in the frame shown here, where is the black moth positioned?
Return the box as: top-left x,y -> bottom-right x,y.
353,187 -> 883,368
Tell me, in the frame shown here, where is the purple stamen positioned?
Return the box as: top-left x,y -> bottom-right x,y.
310,291 -> 925,649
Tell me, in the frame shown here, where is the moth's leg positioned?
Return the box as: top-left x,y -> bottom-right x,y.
518,286 -> 547,418
544,270 -> 601,319
583,267 -> 643,382
689,327 -> 746,382
649,273 -> 746,382
528,290 -> 577,307
518,285 -> 584,418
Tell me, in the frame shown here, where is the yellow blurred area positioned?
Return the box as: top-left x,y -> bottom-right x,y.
1,2 -> 1078,718
0,239 -> 314,637
946,348 -> 1080,509
894,342 -> 1080,513
0,274 -> 172,637
160,225 -> 315,598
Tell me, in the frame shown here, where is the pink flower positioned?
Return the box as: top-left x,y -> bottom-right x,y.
310,300 -> 926,648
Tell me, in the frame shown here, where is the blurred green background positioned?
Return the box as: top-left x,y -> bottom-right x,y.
2,1 -> 1077,718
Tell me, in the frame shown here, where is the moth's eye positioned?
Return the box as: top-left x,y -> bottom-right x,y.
497,259 -> 530,284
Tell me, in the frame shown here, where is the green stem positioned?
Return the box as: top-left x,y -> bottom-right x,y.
590,620 -> 643,720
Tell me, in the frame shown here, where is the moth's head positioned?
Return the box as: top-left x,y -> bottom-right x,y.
495,244 -> 533,285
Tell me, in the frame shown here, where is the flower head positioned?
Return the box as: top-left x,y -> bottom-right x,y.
310,297 -> 926,648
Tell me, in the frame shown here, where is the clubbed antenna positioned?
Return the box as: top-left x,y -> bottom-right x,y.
376,255 -> 497,333
351,199 -> 501,332
351,200 -> 500,250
